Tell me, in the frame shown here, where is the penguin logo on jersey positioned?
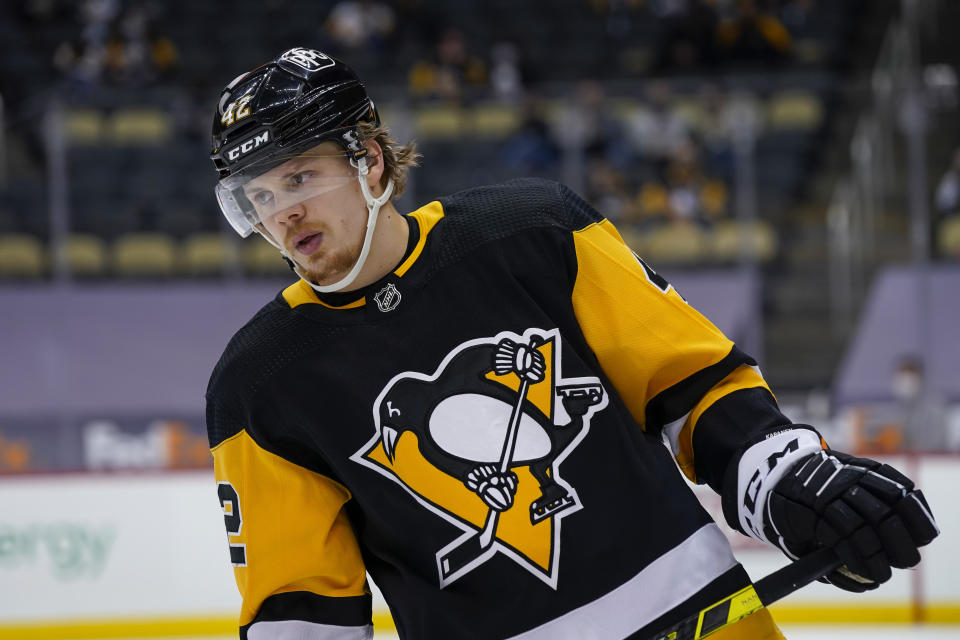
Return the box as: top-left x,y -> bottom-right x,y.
350,327 -> 607,588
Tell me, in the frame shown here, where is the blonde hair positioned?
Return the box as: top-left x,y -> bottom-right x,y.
357,121 -> 420,199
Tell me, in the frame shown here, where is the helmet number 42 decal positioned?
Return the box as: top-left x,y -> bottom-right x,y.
220,93 -> 253,128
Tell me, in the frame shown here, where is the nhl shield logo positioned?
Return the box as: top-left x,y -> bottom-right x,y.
374,283 -> 401,312
350,327 -> 608,588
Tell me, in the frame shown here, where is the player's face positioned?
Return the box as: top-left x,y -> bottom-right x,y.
246,142 -> 369,286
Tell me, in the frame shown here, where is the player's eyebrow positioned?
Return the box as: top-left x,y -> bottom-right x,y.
244,157 -> 314,192
277,156 -> 313,178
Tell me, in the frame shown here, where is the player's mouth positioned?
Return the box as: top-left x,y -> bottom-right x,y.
292,231 -> 324,256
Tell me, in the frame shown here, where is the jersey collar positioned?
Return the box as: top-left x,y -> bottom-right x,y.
281,200 -> 445,310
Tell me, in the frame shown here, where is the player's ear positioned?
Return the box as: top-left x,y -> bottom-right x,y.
363,138 -> 386,193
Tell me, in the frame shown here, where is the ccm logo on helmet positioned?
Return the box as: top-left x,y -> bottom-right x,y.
225,130 -> 270,163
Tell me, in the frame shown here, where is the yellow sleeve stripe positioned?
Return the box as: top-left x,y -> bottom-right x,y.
212,429 -> 367,626
571,219 -> 734,430
675,365 -> 772,482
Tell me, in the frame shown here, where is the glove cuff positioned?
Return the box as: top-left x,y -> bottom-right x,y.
721,425 -> 824,546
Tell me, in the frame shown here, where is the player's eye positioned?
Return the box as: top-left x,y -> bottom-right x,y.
249,190 -> 274,207
287,171 -> 316,188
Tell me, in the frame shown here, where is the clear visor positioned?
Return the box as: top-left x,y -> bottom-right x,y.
215,147 -> 358,237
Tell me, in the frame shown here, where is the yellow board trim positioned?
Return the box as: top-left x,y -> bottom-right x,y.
768,602 -> 960,625
3,606 -> 959,638
0,616 -> 238,639
0,614 -> 397,640
281,200 -> 446,309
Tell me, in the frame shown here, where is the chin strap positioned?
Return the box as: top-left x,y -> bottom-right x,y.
260,155 -> 395,294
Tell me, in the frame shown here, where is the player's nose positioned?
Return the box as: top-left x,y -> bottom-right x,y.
273,202 -> 306,226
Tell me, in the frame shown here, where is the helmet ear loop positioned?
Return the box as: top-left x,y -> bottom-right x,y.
351,154 -> 393,208
350,154 -> 371,177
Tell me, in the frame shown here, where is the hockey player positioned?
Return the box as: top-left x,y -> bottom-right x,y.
206,47 -> 939,640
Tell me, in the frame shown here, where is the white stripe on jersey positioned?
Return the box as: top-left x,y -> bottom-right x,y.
663,411 -> 692,457
506,523 -> 739,639
247,620 -> 373,640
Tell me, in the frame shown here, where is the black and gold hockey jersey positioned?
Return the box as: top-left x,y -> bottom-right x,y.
206,179 -> 790,639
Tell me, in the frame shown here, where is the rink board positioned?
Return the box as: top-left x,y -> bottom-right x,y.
0,456 -> 957,637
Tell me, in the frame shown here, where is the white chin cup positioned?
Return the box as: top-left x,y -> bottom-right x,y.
292,155 -> 394,293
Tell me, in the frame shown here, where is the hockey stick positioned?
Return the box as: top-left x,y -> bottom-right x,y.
648,547 -> 841,640
438,339 -> 542,582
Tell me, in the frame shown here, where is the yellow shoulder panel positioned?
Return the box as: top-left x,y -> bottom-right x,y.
212,430 -> 368,626
571,219 -> 734,430
398,200 -> 445,277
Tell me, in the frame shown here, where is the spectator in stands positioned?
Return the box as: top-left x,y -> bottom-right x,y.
501,97 -> 560,173
53,37 -> 104,96
691,83 -> 737,182
97,3 -> 178,87
323,0 -> 396,51
52,0 -> 120,93
489,41 -> 525,103
934,148 -> 960,217
890,356 -> 948,452
662,139 -> 726,227
79,0 -> 119,45
553,80 -> 632,169
847,355 -> 948,453
408,27 -> 487,103
626,80 -> 692,166
585,158 -> 636,223
715,0 -> 793,66
632,181 -> 672,231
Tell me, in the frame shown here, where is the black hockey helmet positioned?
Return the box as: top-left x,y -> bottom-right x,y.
211,47 -> 380,236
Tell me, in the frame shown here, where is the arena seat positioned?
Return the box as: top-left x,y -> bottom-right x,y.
471,104 -> 523,138
64,109 -> 105,144
710,219 -> 777,264
242,234 -> 290,276
107,109 -> 172,145
183,233 -> 234,277
63,234 -> 107,278
413,106 -> 466,140
937,216 -> 960,259
0,234 -> 45,279
767,90 -> 824,131
112,232 -> 178,278
643,222 -> 709,265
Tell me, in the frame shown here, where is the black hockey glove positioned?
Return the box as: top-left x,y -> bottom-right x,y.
723,426 -> 939,593
766,449 -> 938,592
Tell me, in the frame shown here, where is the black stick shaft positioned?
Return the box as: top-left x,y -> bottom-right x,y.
754,547 -> 841,606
